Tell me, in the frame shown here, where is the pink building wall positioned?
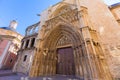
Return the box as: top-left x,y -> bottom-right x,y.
0,38 -> 19,69
0,33 -> 22,70
0,39 -> 11,69
0,20 -> 23,70
0,40 -> 9,56
2,52 -> 17,69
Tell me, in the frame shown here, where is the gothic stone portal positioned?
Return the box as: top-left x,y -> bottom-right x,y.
40,25 -> 83,76
56,47 -> 75,75
29,5 -> 113,78
30,25 -> 113,80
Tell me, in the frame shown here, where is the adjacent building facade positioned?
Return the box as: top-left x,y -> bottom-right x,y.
13,22 -> 39,74
0,20 -> 23,69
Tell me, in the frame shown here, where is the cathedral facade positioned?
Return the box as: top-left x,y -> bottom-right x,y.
15,0 -> 120,80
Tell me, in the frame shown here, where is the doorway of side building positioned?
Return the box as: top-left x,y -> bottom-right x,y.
56,47 -> 75,75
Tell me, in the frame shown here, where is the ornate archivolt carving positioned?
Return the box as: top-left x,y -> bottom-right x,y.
50,2 -> 76,18
45,8 -> 78,30
41,9 -> 79,41
53,5 -> 72,16
35,47 -> 49,56
56,35 -> 72,47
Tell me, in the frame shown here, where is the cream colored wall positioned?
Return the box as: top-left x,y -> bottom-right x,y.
80,1 -> 120,78
0,29 -> 23,42
0,29 -> 23,57
80,0 -> 120,44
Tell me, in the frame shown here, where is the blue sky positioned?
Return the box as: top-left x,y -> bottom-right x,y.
0,0 -> 119,36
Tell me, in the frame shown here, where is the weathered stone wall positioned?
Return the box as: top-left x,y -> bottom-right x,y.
13,50 -> 35,74
76,0 -> 120,78
13,21 -> 39,74
109,5 -> 120,78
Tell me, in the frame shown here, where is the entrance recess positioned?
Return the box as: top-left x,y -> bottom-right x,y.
56,47 -> 75,75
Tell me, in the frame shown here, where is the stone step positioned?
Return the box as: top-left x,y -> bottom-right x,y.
29,78 -> 83,80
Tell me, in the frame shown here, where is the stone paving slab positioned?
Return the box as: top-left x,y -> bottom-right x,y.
0,70 -> 84,80
0,70 -> 16,77
0,75 -> 84,80
0,75 -> 21,80
29,75 -> 83,80
0,70 -> 27,80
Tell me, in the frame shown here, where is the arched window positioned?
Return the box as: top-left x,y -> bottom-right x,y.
25,40 -> 29,48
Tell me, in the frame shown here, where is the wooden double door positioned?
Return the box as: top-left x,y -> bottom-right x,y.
56,47 -> 75,75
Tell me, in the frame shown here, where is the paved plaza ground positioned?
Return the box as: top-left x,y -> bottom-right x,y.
0,70 -> 83,80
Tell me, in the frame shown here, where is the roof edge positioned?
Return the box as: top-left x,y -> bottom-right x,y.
109,2 -> 120,9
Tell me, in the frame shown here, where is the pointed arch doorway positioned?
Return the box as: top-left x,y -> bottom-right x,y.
56,47 -> 75,75
42,24 -> 83,76
33,24 -> 84,77
55,34 -> 76,75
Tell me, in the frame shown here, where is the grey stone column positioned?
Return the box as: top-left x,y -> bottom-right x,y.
22,41 -> 26,49
28,39 -> 32,48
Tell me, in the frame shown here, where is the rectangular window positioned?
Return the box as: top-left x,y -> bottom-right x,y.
25,40 -> 29,48
21,41 -> 24,49
31,38 -> 35,47
10,59 -> 13,63
23,55 -> 27,61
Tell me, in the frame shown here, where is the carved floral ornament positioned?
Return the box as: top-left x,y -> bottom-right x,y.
50,2 -> 76,18
44,7 -> 89,31
45,8 -> 78,29
40,35 -> 72,56
44,3 -> 79,29
35,47 -> 48,56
